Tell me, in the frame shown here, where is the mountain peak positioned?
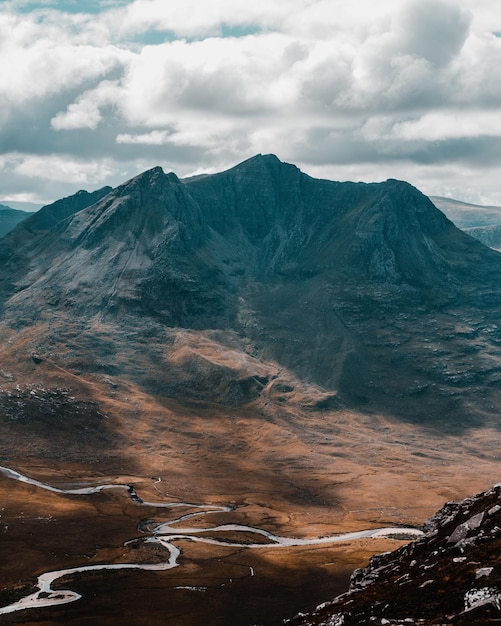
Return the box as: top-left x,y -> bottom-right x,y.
119,166 -> 185,196
137,165 -> 165,178
1,156 -> 501,421
124,165 -> 166,187
239,153 -> 282,164
225,153 -> 299,177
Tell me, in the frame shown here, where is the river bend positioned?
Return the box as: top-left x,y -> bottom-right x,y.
0,465 -> 423,616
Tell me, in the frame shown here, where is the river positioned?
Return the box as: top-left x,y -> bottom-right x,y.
0,465 -> 423,616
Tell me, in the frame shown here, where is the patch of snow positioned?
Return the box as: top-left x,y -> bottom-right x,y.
489,505 -> 501,516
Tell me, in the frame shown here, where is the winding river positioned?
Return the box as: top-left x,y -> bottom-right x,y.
0,465 -> 423,616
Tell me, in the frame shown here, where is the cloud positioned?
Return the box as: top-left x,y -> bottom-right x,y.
116,130 -> 173,145
395,0 -> 471,66
0,14 -> 124,103
112,0 -> 309,38
12,154 -> 119,184
51,80 -> 122,130
1,0 -> 501,205
393,111 -> 501,141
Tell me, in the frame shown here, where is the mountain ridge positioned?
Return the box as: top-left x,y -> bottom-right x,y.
1,155 -> 501,422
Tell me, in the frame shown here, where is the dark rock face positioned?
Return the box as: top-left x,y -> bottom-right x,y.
286,485 -> 501,626
1,155 -> 501,420
185,157 -> 469,287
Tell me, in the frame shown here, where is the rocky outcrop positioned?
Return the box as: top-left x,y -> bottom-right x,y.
286,485 -> 501,625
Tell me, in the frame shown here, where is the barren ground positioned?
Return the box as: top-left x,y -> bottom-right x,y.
1,394 -> 500,624
1,321 -> 500,624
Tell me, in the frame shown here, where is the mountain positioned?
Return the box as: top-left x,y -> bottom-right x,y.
431,195 -> 501,229
2,156 -> 501,624
0,185 -> 112,300
0,200 -> 40,212
464,224 -> 501,251
1,155 -> 501,422
431,196 -> 501,251
0,204 -> 31,238
287,483 -> 501,625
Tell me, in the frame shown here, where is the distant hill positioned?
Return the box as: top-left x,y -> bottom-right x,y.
430,195 -> 501,228
431,196 -> 501,250
0,205 -> 32,238
0,200 -> 40,212
465,224 -> 501,251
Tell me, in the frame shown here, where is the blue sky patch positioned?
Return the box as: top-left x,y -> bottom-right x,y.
14,0 -> 128,14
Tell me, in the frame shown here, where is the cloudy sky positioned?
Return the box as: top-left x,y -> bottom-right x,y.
1,0 -> 501,207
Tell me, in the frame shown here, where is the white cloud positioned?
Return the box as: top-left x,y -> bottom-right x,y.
117,34 -> 301,128
13,154 -> 120,185
393,111 -> 501,141
0,14 -> 125,104
395,0 -> 471,66
112,0 -> 310,38
51,80 -> 122,130
1,0 -> 501,205
116,130 -> 172,145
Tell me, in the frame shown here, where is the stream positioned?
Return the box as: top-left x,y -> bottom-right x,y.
0,465 -> 423,616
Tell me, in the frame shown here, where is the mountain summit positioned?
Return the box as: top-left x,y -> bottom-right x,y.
1,155 -> 501,421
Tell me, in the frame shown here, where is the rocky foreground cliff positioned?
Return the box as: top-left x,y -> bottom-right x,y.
286,484 -> 501,625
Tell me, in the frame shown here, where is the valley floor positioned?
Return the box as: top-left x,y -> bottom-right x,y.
1,399 -> 500,625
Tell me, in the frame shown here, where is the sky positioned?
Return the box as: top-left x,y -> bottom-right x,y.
1,0 -> 501,207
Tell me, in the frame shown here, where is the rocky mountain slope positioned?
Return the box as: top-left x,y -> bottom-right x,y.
1,155 -> 501,423
287,483 -> 501,625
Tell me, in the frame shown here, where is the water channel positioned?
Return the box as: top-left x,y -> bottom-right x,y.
0,465 -> 423,616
